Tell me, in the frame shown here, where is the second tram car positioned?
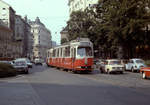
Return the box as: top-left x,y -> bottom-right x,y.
46,38 -> 94,73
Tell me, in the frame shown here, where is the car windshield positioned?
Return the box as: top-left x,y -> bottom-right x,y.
14,61 -> 26,66
26,59 -> 30,63
77,47 -> 92,57
136,60 -> 144,64
109,60 -> 121,65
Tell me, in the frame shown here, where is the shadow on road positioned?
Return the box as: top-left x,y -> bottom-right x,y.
0,81 -> 150,105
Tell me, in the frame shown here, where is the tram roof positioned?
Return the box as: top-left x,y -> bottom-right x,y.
49,38 -> 92,50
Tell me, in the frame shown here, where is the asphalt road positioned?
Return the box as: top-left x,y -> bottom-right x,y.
0,64 -> 150,105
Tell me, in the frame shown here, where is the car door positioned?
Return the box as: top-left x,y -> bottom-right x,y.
104,61 -> 108,72
125,60 -> 131,70
128,60 -> 134,70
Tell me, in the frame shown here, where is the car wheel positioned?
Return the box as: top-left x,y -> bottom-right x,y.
142,72 -> 147,79
131,67 -> 134,72
120,71 -> 123,74
73,70 -> 77,74
25,70 -> 29,74
107,69 -> 110,74
100,68 -> 103,73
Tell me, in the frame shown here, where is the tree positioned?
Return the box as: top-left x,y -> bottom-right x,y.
96,0 -> 150,58
61,38 -> 68,44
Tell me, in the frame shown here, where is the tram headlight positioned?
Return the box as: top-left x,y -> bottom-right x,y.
76,66 -> 82,69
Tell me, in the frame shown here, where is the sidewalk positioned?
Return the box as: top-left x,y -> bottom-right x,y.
0,76 -> 45,105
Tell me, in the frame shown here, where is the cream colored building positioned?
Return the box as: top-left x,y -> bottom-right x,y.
0,0 -> 16,38
29,17 -> 52,62
68,0 -> 98,14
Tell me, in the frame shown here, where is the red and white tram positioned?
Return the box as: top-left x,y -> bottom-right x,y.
46,38 -> 94,73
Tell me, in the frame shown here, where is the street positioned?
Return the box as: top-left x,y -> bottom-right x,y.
0,64 -> 150,105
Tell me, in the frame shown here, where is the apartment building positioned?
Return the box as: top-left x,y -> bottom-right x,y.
0,0 -> 16,38
15,15 -> 25,57
0,21 -> 13,58
29,17 -> 52,62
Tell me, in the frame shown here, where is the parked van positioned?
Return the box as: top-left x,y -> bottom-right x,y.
34,58 -> 42,65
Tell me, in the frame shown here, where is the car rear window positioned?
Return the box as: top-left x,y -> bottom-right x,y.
109,61 -> 121,65
14,61 -> 26,66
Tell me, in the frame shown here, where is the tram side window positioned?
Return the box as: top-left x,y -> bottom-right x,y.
71,48 -> 73,57
65,47 -> 68,57
47,52 -> 49,57
53,50 -> 56,57
63,48 -> 65,57
74,48 -> 76,58
60,48 -> 62,57
57,49 -> 59,57
64,46 -> 70,57
68,46 -> 70,57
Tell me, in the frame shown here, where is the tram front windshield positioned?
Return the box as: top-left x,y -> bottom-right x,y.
77,47 -> 92,57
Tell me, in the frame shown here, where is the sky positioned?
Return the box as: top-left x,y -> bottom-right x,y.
4,0 -> 69,44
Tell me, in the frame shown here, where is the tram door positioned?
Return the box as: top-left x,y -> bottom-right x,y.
71,47 -> 76,69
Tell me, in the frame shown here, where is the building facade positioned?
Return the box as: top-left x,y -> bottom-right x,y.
60,26 -> 69,44
68,0 -> 98,14
24,16 -> 33,59
0,22 -> 13,58
0,0 -> 16,38
15,15 -> 33,59
29,17 -> 52,62
15,15 -> 25,57
0,0 -> 33,59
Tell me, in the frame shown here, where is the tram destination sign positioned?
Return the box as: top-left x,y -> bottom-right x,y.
80,42 -> 91,46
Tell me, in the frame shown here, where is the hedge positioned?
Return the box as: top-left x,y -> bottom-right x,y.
0,63 -> 17,78
145,60 -> 150,66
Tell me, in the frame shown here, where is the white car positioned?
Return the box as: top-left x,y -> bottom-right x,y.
125,58 -> 147,72
15,58 -> 33,68
103,59 -> 124,74
12,59 -> 29,74
34,58 -> 43,65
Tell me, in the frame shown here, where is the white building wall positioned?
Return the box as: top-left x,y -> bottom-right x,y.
68,0 -> 98,14
0,0 -> 10,27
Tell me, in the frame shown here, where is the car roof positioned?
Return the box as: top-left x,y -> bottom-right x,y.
14,59 -> 27,62
106,59 -> 120,61
131,58 -> 143,60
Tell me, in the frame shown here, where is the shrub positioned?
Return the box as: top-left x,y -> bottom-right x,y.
0,63 -> 17,78
145,60 -> 150,66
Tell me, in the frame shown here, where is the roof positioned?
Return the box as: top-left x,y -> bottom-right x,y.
131,58 -> 143,60
0,0 -> 15,12
106,59 -> 121,61
0,0 -> 11,7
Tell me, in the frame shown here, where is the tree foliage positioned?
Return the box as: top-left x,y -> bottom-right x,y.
61,38 -> 68,44
66,0 -> 150,58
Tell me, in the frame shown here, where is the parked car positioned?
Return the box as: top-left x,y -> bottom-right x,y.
140,67 -> 150,79
15,58 -> 33,68
34,58 -> 43,65
12,59 -> 29,74
101,59 -> 124,74
96,59 -> 105,72
0,60 -> 13,65
125,58 -> 147,72
25,58 -> 33,68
